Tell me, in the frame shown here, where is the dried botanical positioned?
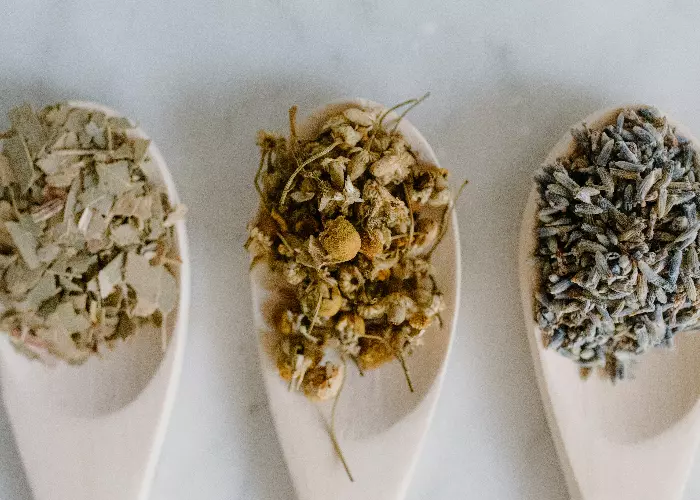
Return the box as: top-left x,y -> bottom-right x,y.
247,97 -> 459,478
534,105 -> 700,381
0,103 -> 184,363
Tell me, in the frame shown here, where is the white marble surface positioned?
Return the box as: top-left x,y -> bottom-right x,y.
2,1 -> 700,499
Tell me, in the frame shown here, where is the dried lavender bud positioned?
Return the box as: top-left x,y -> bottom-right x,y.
534,105 -> 700,381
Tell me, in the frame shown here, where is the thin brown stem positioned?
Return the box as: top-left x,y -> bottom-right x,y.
396,351 -> 415,393
254,148 -> 269,202
390,92 -> 430,134
403,181 -> 414,257
427,179 -> 468,258
365,97 -> 420,153
350,355 -> 365,376
329,357 -> 354,482
288,106 -> 298,156
279,140 -> 341,208
304,288 -> 323,343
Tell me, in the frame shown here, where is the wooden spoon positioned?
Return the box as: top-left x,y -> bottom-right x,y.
0,101 -> 191,500
250,98 -> 460,500
519,106 -> 700,500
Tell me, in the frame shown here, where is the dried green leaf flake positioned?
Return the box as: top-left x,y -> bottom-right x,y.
110,224 -> 140,246
45,160 -> 83,188
107,116 -> 133,130
19,273 -> 59,312
132,138 -> 150,165
48,302 -> 91,333
98,253 -> 123,298
0,154 -> 15,187
96,161 -> 132,196
4,134 -> 34,192
6,221 -> 40,269
5,260 -> 44,297
9,103 -> 48,156
36,155 -> 63,175
0,102 -> 185,363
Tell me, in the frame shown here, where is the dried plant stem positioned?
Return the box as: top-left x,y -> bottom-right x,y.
8,187 -> 21,219
378,97 -> 421,128
276,231 -> 295,255
403,182 -> 415,256
396,351 -> 415,393
390,92 -> 430,134
254,148 -> 269,202
303,289 -> 323,343
365,97 -> 423,153
107,125 -> 114,152
350,355 -> 365,376
329,357 -> 354,482
436,313 -> 444,329
427,179 -> 468,259
288,106 -> 298,156
358,333 -> 387,342
279,140 -> 341,208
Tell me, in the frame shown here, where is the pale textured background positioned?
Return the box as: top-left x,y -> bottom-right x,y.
1,1 -> 700,499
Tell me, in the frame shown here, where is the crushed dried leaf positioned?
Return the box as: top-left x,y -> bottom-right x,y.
0,102 -> 185,363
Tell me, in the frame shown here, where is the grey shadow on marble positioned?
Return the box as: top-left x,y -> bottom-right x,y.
0,368 -> 33,500
162,73 -> 349,500
415,69 -> 608,500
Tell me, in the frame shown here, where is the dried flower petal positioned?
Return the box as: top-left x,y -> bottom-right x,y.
247,100 -> 455,405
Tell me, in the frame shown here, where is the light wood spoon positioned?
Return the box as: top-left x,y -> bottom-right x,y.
0,101 -> 191,500
250,98 -> 460,500
519,105 -> 700,500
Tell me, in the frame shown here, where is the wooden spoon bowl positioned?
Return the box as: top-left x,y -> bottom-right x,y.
0,101 -> 191,500
250,98 -> 461,500
519,105 -> 700,500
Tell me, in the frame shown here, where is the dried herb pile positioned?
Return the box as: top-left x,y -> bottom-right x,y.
534,105 -> 700,380
246,99 -> 456,402
0,103 -> 184,363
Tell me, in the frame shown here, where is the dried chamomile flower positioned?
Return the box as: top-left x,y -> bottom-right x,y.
335,312 -> 365,355
300,281 -> 343,319
249,95 -> 456,382
247,96 -> 461,480
0,102 -> 185,363
342,107 -> 376,127
338,264 -> 364,298
347,148 -> 374,181
319,216 -> 361,263
356,332 -> 395,371
303,361 -> 344,400
370,150 -> 415,185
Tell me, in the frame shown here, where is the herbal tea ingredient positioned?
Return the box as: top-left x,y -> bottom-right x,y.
534,105 -> 700,381
0,103 -> 185,363
246,101 -> 454,401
